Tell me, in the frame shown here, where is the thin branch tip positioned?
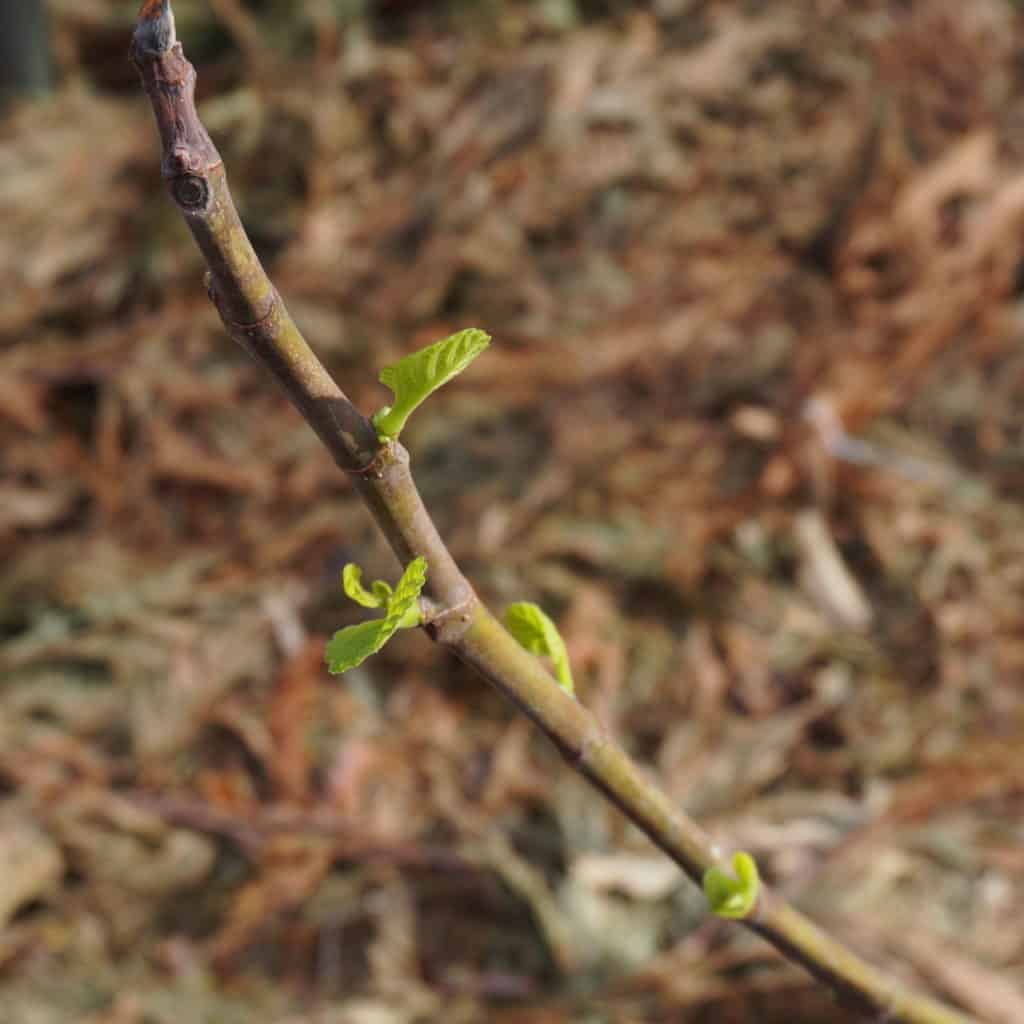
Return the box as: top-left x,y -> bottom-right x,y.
134,0 -> 177,57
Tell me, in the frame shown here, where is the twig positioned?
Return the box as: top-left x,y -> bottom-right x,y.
130,6 -> 976,1022
131,792 -> 469,872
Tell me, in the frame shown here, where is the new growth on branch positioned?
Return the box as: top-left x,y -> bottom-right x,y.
130,5 -> 975,1022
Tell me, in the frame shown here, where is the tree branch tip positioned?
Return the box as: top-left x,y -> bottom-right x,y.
134,0 -> 177,58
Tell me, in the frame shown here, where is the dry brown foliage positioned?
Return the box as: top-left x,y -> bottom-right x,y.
1,1 -> 1023,1021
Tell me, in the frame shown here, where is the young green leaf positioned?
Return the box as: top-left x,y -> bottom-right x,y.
326,557 -> 428,675
372,328 -> 491,440
342,563 -> 388,609
702,852 -> 760,920
381,555 -> 428,633
324,618 -> 396,677
504,601 -> 574,695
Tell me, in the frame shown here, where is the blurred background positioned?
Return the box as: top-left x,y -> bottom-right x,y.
2,1 -> 1023,1021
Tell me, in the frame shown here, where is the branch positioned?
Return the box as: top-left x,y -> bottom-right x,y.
131,7 -> 975,1023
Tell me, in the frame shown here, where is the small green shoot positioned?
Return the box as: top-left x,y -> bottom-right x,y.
702,852 -> 760,920
372,328 -> 491,440
326,557 -> 428,674
342,563 -> 393,609
504,601 -> 574,695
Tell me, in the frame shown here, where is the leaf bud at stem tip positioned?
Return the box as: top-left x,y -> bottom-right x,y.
134,0 -> 177,56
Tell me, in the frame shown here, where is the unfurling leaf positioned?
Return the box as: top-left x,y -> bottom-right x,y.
342,563 -> 389,609
372,328 -> 491,440
702,852 -> 760,920
504,601 -> 574,695
382,556 -> 428,633
324,618 -> 395,676
326,557 -> 428,675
